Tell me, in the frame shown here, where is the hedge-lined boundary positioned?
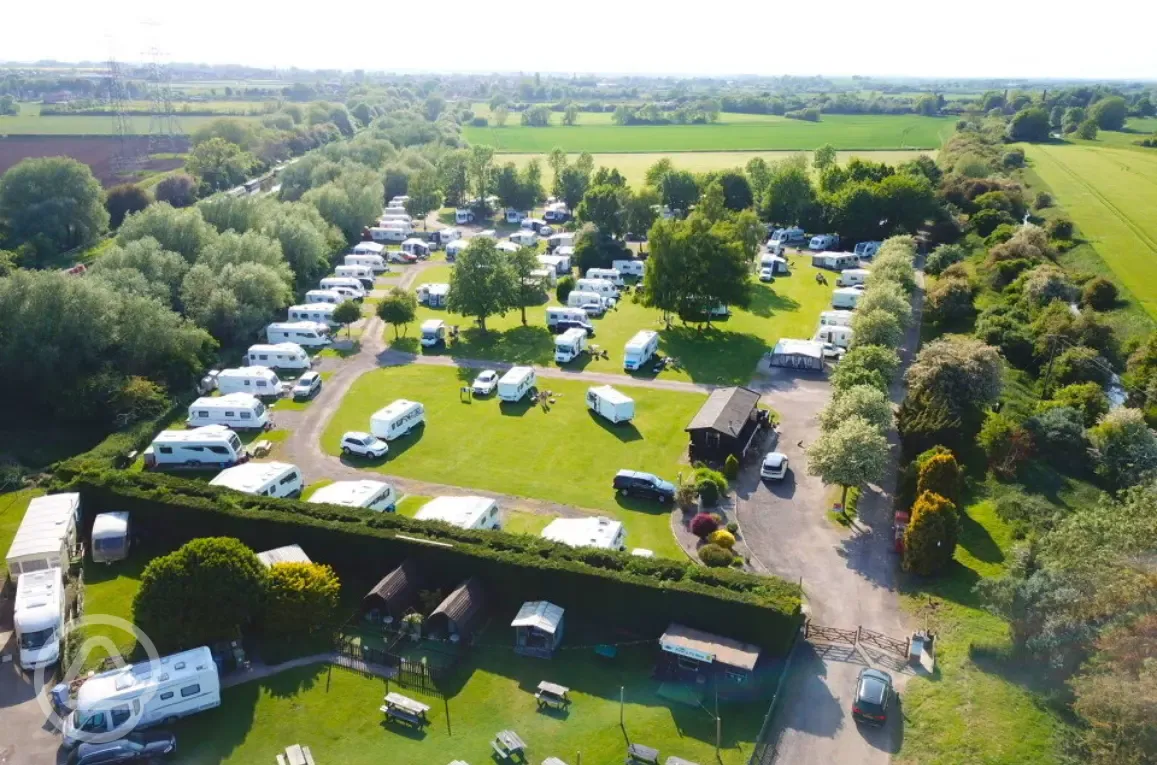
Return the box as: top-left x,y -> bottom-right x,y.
74,470 -> 802,653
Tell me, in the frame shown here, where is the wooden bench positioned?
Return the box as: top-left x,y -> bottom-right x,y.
380,704 -> 424,727
491,741 -> 509,759
627,743 -> 660,765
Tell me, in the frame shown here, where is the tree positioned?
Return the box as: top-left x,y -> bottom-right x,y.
376,287 -> 417,338
436,150 -> 471,208
555,275 -> 576,303
806,415 -> 890,510
1062,106 -> 1087,134
132,537 -> 267,652
557,166 -> 590,212
924,243 -> 967,276
261,203 -> 336,290
760,157 -> 817,226
547,148 -> 568,197
447,237 -> 516,333
906,336 -> 1003,416
332,300 -> 361,339
263,562 -> 340,635
521,105 -> 552,127
89,236 -> 189,308
856,281 -> 912,325
1049,106 -> 1065,130
831,345 -> 901,392
185,137 -> 256,192
180,261 -> 292,346
926,276 -> 975,325
0,156 -> 109,263
624,186 -> 660,237
468,145 -> 496,203
1006,107 -> 1051,142
978,411 -> 1034,477
404,168 -> 444,228
916,452 -> 961,502
1081,277 -> 1118,311
1026,406 -> 1087,469
0,94 -> 18,116
153,173 -> 198,208
577,184 -> 626,238
1050,382 -> 1109,427
1088,408 -> 1157,488
303,171 -> 383,244
659,170 -> 699,213
1090,96 -> 1128,130
851,308 -> 904,348
105,183 -> 151,229
508,246 -> 546,326
493,162 -> 537,213
1052,345 -> 1111,388
902,492 -> 959,576
642,216 -> 750,327
1077,120 -> 1099,140
423,94 -> 445,122
493,106 -> 509,127
716,170 -> 754,211
563,104 -> 580,126
813,143 -> 838,172
818,385 -> 893,433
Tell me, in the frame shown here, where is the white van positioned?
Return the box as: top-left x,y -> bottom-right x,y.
14,567 -> 64,670
547,232 -> 575,252
247,343 -> 311,371
509,230 -> 538,247
546,306 -> 588,328
568,290 -> 608,315
401,238 -> 431,258
574,278 -> 618,298
370,399 -> 426,440
369,226 -> 409,243
187,393 -> 270,430
62,647 -> 220,748
612,259 -> 645,278
334,264 -> 375,288
216,366 -> 282,399
308,480 -> 397,513
91,512 -> 131,564
555,328 -> 588,364
837,268 -> 870,287
145,425 -> 246,470
345,252 -> 387,273
288,303 -> 339,326
586,385 -> 635,424
304,289 -> 344,305
420,319 -> 446,347
319,277 -> 366,298
266,322 -> 331,348
455,209 -> 475,225
770,227 -> 806,246
210,461 -> 303,498
497,367 -> 536,402
623,330 -> 660,371
831,287 -> 862,310
585,268 -> 623,286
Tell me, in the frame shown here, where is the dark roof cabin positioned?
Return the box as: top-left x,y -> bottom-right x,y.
362,559 -> 423,620
427,577 -> 486,641
685,386 -> 764,463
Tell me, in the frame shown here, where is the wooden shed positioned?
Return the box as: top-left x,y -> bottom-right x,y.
685,386 -> 765,463
362,559 -> 423,620
427,577 -> 486,641
511,600 -> 565,658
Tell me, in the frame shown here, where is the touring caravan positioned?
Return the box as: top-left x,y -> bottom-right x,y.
623,330 -> 660,372
62,647 -> 221,748
370,399 -> 426,440
14,567 -> 65,670
811,252 -> 860,271
505,209 -> 528,224
420,319 -> 446,347
368,226 -> 409,243
455,209 -> 475,224
345,252 -> 388,274
266,322 -> 331,348
187,393 -> 270,430
586,385 -> 635,424
574,278 -> 618,298
759,253 -> 789,274
415,283 -> 450,308
288,303 -> 339,326
91,512 -> 131,564
769,227 -> 806,246
568,290 -> 608,315
210,461 -> 303,498
216,366 -> 282,399
497,367 -> 536,402
855,241 -> 882,259
414,496 -> 501,530
381,210 -> 412,225
529,268 -> 557,287
145,426 -> 246,470
4,493 -> 79,578
509,230 -> 538,247
319,277 -> 366,298
247,343 -> 310,371
816,324 -> 855,349
401,238 -> 431,259
585,268 -> 624,286
303,289 -> 344,305
809,234 -> 840,251
351,240 -> 387,261
537,254 -> 568,276
308,480 -> 397,513
496,241 -> 520,255
553,247 -> 574,272
546,232 -> 575,252
554,328 -> 588,364
445,239 -> 468,261
545,306 -> 588,328
433,227 -> 461,246
837,268 -> 870,287
334,264 -> 375,288
831,287 -> 863,309
819,310 -> 855,328
611,259 -> 646,278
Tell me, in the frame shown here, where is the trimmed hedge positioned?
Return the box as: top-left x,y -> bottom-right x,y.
74,470 -> 802,654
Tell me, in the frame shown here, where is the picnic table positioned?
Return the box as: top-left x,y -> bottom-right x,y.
492,729 -> 527,760
665,758 -> 700,765
535,681 -> 571,709
278,744 -> 315,765
626,743 -> 660,765
542,759 -> 570,765
380,692 -> 430,727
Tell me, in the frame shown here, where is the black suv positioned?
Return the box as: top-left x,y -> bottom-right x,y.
554,319 -> 596,337
70,731 -> 176,764
613,470 -> 676,503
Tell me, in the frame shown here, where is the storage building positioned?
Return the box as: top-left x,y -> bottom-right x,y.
512,600 -> 565,659
685,386 -> 764,463
428,577 -> 486,641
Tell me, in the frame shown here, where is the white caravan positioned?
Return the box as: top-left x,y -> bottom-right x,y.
416,283 -> 450,308
62,646 -> 221,747
401,238 -> 431,258
831,287 -> 863,310
445,239 -> 468,261
586,385 -> 635,424
496,241 -> 520,255
368,226 -> 408,243
585,268 -> 624,286
554,328 -> 589,363
497,367 -> 536,402
145,426 -> 246,470
509,230 -> 538,247
623,330 -> 660,372
568,291 -> 608,314
611,259 -> 646,278
351,239 -> 387,258
266,322 -> 331,348
370,399 -> 426,440
545,306 -> 588,328
476,229 -> 497,240
216,366 -> 282,399
573,278 -> 618,298
91,512 -> 131,564
546,232 -> 575,251
455,208 -> 475,224
836,268 -> 870,287
381,210 -> 412,225
553,246 -> 574,268
505,209 -> 528,224
420,319 -> 446,347
308,480 -> 397,513
187,393 -> 270,430
811,252 -> 860,271
210,461 -> 303,498
14,567 -> 64,670
537,254 -> 568,276
816,324 -> 855,349
809,234 -> 841,251
5,493 -> 79,577
433,227 -> 461,246
414,496 -> 501,530
769,227 -> 806,246
529,268 -> 557,287
319,277 -> 366,298
247,343 -> 310,371
288,303 -> 339,327
345,252 -> 387,273
758,253 -> 790,274
334,264 -> 375,288
819,309 -> 855,327
854,241 -> 882,259
303,289 -> 345,305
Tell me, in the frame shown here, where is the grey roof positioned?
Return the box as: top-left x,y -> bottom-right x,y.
429,577 -> 486,635
364,559 -> 423,614
685,386 -> 761,437
511,600 -> 564,634
660,622 -> 763,671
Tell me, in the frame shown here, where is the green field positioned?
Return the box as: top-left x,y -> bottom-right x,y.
463,114 -> 955,153
1023,142 -> 1157,319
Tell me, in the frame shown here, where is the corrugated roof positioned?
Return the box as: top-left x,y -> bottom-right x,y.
364,560 -> 423,615
685,386 -> 761,437
510,600 -> 564,634
660,622 -> 763,671
429,577 -> 486,636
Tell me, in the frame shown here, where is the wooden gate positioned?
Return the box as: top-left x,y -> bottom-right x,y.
803,621 -> 858,645
804,621 -> 910,658
857,627 -> 910,658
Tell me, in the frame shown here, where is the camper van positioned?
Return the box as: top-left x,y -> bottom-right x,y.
319,277 -> 366,298
546,306 -> 589,328
811,252 -> 860,271
546,232 -> 575,252
445,239 -> 468,262
4,493 -> 79,578
509,230 -> 538,247
420,319 -> 446,347
497,367 -> 536,402
216,366 -> 282,399
210,461 -> 302,498
837,268 -> 869,287
303,289 -> 344,305
247,343 -> 310,371
455,209 -> 475,225
819,309 -> 855,328
62,646 -> 221,748
611,259 -> 646,278
334,264 -> 375,288
854,240 -> 882,259
288,303 -> 339,326
14,567 -> 64,670
769,227 -> 806,246
145,426 -> 246,470
586,386 -> 635,424
368,226 -> 409,243
401,238 -> 431,259
266,322 -> 331,348
574,278 -> 618,299
91,512 -> 130,564
370,400 -> 426,440
554,328 -> 589,364
623,330 -> 660,372
345,252 -> 387,273
585,268 -> 624,286
809,234 -> 841,251
187,393 -> 270,430
831,287 -> 863,310
815,324 -> 855,349
308,480 -> 397,513
568,290 -> 608,316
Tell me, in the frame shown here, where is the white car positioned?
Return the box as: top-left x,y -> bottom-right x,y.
340,431 -> 389,458
472,370 -> 499,396
759,267 -> 774,282
761,452 -> 789,481
822,343 -> 846,360
291,371 -> 322,399
580,302 -> 606,317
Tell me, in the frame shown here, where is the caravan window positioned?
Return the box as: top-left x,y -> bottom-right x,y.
160,691 -> 174,700
228,434 -> 242,451
225,411 -> 235,417
180,684 -> 201,698
239,411 -> 251,420
208,446 -> 229,455
256,380 -> 268,388
79,712 -> 107,733
279,472 -> 299,486
159,446 -> 173,455
197,411 -> 208,418
110,705 -> 132,727
243,380 -> 251,387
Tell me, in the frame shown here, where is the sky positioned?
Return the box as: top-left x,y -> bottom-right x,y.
6,0 -> 1157,81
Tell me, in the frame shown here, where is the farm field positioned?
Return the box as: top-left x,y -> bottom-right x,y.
320,365 -> 706,558
462,114 -> 955,153
0,112 -> 261,135
1022,142 -> 1157,319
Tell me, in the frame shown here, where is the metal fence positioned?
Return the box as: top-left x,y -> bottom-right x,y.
333,635 -> 448,695
747,623 -> 803,765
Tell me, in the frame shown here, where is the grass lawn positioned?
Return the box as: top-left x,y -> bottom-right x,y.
394,494 -> 552,533
321,365 -> 705,557
172,643 -> 765,764
398,258 -> 831,386
81,554 -> 149,669
0,488 -> 45,580
463,114 -> 955,153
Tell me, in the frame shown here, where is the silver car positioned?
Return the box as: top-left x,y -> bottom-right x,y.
761,452 -> 789,481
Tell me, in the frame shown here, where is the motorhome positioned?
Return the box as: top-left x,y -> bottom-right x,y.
815,324 -> 855,349
414,496 -> 501,530
769,227 -> 806,246
334,264 -> 375,288
4,493 -> 79,577
837,268 -> 870,287
758,253 -> 790,274
811,252 -> 860,271
62,646 -> 221,747
497,367 -> 536,402
370,399 -> 426,440
509,230 -> 538,247
623,330 -> 660,372
554,328 -> 589,364
368,226 -> 408,243
831,287 -> 863,310
809,234 -> 841,251
585,268 -> 624,286
266,322 -> 331,348
319,277 -> 366,298
574,278 -> 618,298
586,385 -> 635,424
145,426 -> 246,470
546,232 -> 575,252
216,366 -> 282,399
187,393 -> 270,430
288,303 -> 339,326
445,239 -> 468,261
401,238 -> 431,258
210,461 -> 302,498
345,252 -> 387,273
818,309 -> 855,327
567,290 -> 607,315
545,306 -> 588,328
14,567 -> 64,670
303,289 -> 344,305
308,480 -> 397,513
420,319 -> 446,348
91,512 -> 131,564
611,259 -> 646,278
455,209 -> 475,225
247,343 -> 310,371
505,209 -> 528,224
854,240 -> 882,259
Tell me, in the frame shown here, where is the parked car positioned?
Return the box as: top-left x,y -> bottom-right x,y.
472,370 -> 499,396
579,301 -> 606,318
554,319 -> 596,337
340,431 -> 389,458
613,470 -> 676,503
760,452 -> 789,481
292,371 -> 322,399
852,668 -> 893,726
69,730 -> 176,764
388,251 -> 417,264
821,343 -> 845,360
759,267 -> 775,282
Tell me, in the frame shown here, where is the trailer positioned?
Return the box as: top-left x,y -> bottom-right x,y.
836,268 -> 870,287
216,366 -> 282,399
370,399 -> 426,440
811,251 -> 860,271
497,366 -> 536,402
586,385 -> 635,424
831,287 -> 863,309
145,425 -> 247,470
247,343 -> 311,371
266,322 -> 331,348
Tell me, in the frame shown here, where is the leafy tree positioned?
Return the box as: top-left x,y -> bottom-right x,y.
180,261 -> 292,346
0,94 -> 18,116
1090,96 -> 1128,130
493,162 -> 537,213
468,145 -> 496,203
376,287 -> 418,338
644,157 -> 674,188
263,562 -> 340,635
624,186 -> 660,237
105,183 -> 152,229
1026,406 -> 1087,469
521,105 -> 552,127
914,94 -> 942,116
563,104 -> 580,126
906,336 -> 1003,417
153,173 -> 198,208
926,276 -> 974,325
577,184 -> 626,238
423,94 -> 445,122
1049,106 -> 1065,130
117,202 -> 213,265
557,166 -> 590,213
818,384 -> 893,433
831,345 -> 901,392
813,143 -> 838,172
902,492 -> 959,576
850,308 -> 904,348
1049,382 -> 1109,427
198,193 -> 270,235
1088,408 -> 1157,488
404,168 -> 444,228
509,246 -> 546,326
1062,106 -> 1087,134
1080,277 -> 1117,311
916,452 -> 961,503
1052,345 -> 1111,387
555,275 -> 575,303
1077,120 -> 1099,140
924,243 -> 967,276
642,216 -> 750,327
132,537 -> 267,651
447,237 -> 516,333
436,150 -> 471,208
332,300 -> 361,339
493,106 -> 509,127
0,156 -> 109,262
806,415 -> 890,510
261,203 -> 337,290
185,137 -> 256,192
89,236 -> 189,308
979,411 -> 1034,478
716,170 -> 753,211
659,170 -> 699,213
1006,107 -> 1051,142
302,171 -> 383,244
856,281 -> 912,324
759,157 -> 817,226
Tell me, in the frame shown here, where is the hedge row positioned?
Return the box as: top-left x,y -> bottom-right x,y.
74,470 -> 802,653
54,398 -> 193,479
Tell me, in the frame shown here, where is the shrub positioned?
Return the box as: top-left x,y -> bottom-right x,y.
924,243 -> 967,276
726,522 -> 739,534
926,276 -> 974,325
978,411 -> 1034,478
689,513 -> 719,538
902,492 -> 959,576
470,116 -> 489,127
105,183 -> 152,229
1050,382 -> 1109,427
1001,149 -> 1025,168
723,454 -> 739,479
1033,191 -> 1053,210
698,543 -> 735,568
1053,346 -> 1111,388
263,562 -> 341,635
707,529 -> 736,549
555,275 -> 576,303
694,467 -> 728,506
916,452 -> 961,503
1025,406 -> 1086,471
675,480 -> 699,509
154,173 -> 197,208
1046,217 -> 1074,241
1081,277 -> 1118,311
